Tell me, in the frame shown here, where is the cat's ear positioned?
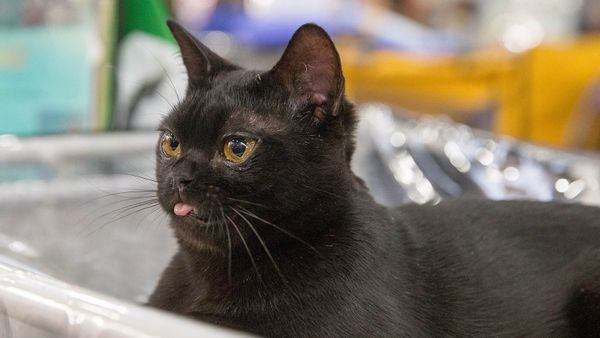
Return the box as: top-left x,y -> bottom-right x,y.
269,23 -> 345,123
167,19 -> 236,88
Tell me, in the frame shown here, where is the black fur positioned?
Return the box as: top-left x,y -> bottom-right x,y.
148,20 -> 600,337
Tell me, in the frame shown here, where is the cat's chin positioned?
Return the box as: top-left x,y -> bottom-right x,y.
187,212 -> 211,224
175,212 -> 212,227
170,212 -> 231,252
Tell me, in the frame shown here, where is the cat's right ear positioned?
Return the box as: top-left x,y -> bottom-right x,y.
267,23 -> 345,124
167,19 -> 236,88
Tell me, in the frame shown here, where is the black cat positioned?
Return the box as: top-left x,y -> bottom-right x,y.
148,20 -> 600,337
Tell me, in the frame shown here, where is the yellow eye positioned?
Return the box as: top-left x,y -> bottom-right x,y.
161,132 -> 181,158
223,137 -> 256,163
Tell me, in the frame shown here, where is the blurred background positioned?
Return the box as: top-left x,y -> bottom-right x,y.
2,0 -> 600,336
2,0 -> 600,145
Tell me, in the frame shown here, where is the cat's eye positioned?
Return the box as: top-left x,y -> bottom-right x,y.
161,132 -> 181,158
223,137 -> 256,163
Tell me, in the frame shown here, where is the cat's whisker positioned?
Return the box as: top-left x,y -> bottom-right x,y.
120,172 -> 158,184
155,209 -> 170,233
151,209 -> 170,234
90,193 -> 158,207
134,203 -> 165,231
218,201 -> 233,285
77,197 -> 159,229
97,189 -> 157,197
90,197 -> 159,222
236,206 -> 322,257
226,197 -> 267,209
208,208 -> 216,237
225,215 -> 262,281
224,223 -> 232,285
156,91 -> 177,112
81,176 -> 157,206
232,208 -> 287,285
92,200 -> 159,226
301,184 -> 346,200
98,202 -> 160,233
83,202 -> 160,237
204,205 -> 215,236
149,49 -> 181,103
222,223 -> 232,285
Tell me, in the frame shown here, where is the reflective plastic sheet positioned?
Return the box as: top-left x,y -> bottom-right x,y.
354,104 -> 600,207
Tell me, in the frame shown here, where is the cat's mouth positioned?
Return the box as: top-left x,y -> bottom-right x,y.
174,202 -> 210,223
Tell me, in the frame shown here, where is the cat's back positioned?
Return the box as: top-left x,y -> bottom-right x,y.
394,199 -> 600,250
391,198 -> 600,280
387,199 -> 600,337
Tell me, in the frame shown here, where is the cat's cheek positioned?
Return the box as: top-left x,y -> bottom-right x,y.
223,160 -> 254,173
156,182 -> 181,214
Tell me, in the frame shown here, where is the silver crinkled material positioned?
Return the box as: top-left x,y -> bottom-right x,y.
354,104 -> 600,207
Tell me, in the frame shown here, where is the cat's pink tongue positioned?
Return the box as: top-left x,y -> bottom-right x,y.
174,203 -> 194,216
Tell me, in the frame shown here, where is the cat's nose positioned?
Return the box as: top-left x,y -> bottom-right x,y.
176,176 -> 194,190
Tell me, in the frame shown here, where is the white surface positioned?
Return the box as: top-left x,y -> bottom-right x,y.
0,259 -> 249,337
0,132 -> 158,164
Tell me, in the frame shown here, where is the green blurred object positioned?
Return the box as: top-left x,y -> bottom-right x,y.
120,0 -> 174,43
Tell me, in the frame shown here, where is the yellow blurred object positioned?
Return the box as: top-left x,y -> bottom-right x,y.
566,77 -> 600,149
341,35 -> 600,149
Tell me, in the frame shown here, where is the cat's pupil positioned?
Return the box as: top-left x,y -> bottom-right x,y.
230,139 -> 247,157
169,136 -> 179,150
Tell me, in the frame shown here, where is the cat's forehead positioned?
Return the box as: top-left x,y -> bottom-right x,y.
161,70 -> 288,144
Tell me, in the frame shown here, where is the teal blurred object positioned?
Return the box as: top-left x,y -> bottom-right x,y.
0,0 -> 116,136
0,26 -> 93,135
0,0 -> 21,26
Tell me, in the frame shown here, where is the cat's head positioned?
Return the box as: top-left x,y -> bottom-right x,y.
156,20 -> 357,249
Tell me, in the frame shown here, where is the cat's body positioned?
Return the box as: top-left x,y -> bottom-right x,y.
149,20 -> 600,337
151,188 -> 600,337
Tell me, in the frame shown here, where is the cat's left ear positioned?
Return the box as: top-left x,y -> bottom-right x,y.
167,19 -> 237,88
268,24 -> 345,123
